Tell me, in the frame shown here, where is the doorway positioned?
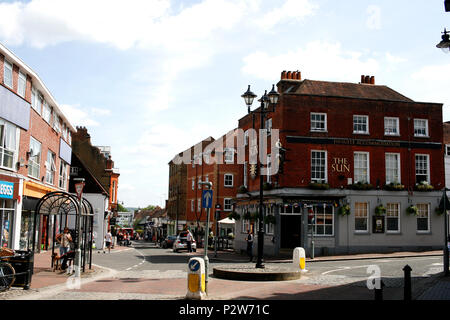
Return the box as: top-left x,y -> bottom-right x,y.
280,215 -> 302,249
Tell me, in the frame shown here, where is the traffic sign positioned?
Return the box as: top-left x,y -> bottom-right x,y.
75,182 -> 85,200
188,259 -> 200,272
202,190 -> 213,208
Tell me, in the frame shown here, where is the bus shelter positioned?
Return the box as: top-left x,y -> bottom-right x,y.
33,191 -> 94,272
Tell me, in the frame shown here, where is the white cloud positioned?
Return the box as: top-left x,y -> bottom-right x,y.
385,52 -> 406,64
410,64 -> 450,110
253,0 -> 318,30
59,104 -> 111,127
242,41 -> 379,82
366,5 -> 381,30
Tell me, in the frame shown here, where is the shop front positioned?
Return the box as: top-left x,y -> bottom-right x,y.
0,177 -> 21,250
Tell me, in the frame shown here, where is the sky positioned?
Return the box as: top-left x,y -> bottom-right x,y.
0,0 -> 449,208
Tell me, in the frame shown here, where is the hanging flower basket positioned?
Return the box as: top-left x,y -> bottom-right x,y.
375,204 -> 386,216
227,211 -> 241,221
383,182 -> 405,191
237,185 -> 248,194
308,182 -> 330,190
406,205 -> 419,216
338,204 -> 351,216
263,182 -> 273,191
264,215 -> 277,225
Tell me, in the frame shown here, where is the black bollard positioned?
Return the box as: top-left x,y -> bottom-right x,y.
374,279 -> 384,301
403,265 -> 412,301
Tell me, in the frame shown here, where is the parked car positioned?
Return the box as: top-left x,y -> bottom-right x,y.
161,235 -> 177,249
173,231 -> 197,252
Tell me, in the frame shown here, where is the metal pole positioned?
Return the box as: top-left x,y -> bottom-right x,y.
403,265 -> 412,300
75,195 -> 83,278
444,189 -> 449,276
214,210 -> 218,258
256,104 -> 265,269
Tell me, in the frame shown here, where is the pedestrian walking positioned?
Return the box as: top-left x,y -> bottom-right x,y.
246,229 -> 254,262
104,229 -> 112,253
56,227 -> 72,256
186,230 -> 193,253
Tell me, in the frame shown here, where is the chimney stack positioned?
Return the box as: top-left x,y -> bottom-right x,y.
360,75 -> 375,85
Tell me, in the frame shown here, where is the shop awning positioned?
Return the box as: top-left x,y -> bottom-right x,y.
218,217 -> 235,225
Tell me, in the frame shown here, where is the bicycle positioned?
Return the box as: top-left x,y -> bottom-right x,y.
0,260 -> 15,292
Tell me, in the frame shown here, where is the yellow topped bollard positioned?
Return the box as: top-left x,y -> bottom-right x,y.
292,247 -> 307,272
186,257 -> 206,300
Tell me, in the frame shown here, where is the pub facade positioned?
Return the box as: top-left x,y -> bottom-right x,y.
234,71 -> 446,256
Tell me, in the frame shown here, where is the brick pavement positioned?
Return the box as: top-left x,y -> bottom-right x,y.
1,244 -> 449,300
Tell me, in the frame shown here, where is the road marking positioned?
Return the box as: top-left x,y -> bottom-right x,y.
321,265 -> 375,275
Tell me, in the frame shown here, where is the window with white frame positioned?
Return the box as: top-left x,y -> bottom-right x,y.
191,179 -> 195,190
415,154 -> 430,184
265,205 -> 275,235
3,60 -> 12,89
384,117 -> 399,135
18,71 -> 26,98
224,198 -> 232,211
416,203 -> 430,232
354,202 -> 369,232
0,120 -> 19,170
414,119 -> 428,137
224,148 -> 234,163
53,114 -> 61,132
311,150 -> 327,183
386,203 -> 400,233
242,215 -> 250,233
309,204 -> 334,236
244,130 -> 249,146
224,173 -> 233,187
191,200 -> 194,212
31,87 -> 42,114
311,113 -> 327,132
267,154 -> 271,183
354,152 -> 369,183
62,123 -> 67,140
385,153 -> 400,184
42,101 -> 51,124
45,150 -> 56,185
265,118 -> 272,135
28,137 -> 41,179
59,160 -> 68,189
197,198 -> 201,211
353,115 -> 369,134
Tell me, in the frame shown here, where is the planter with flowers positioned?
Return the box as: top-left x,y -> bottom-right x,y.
384,182 -> 405,191
406,205 -> 419,216
414,181 -> 434,192
338,204 -> 351,216
375,204 -> 386,216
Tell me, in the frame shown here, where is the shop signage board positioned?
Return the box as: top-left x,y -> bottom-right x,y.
0,181 -> 14,199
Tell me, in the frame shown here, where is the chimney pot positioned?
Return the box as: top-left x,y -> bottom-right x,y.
370,76 -> 375,85
361,75 -> 365,83
364,75 -> 370,84
297,70 -> 301,80
286,71 -> 292,79
281,70 -> 286,79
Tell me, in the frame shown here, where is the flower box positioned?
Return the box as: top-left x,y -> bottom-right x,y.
350,182 -> 374,190
383,183 -> 405,191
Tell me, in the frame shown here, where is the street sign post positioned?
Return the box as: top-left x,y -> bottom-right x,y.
74,179 -> 85,278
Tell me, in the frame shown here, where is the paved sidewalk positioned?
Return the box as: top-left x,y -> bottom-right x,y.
1,245 -> 449,300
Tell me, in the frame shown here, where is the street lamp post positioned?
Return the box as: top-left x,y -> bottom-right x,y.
241,84 -> 280,268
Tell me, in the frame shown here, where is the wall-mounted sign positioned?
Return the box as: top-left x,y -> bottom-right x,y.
372,216 -> 385,233
331,158 -> 350,173
0,181 -> 14,199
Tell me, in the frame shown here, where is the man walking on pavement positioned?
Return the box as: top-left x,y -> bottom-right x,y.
246,229 -> 254,262
186,229 -> 193,253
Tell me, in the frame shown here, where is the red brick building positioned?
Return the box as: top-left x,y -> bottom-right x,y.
185,131 -> 242,240
235,71 -> 446,256
0,43 -> 75,251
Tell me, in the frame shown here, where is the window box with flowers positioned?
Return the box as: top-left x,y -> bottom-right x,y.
350,182 -> 374,190
375,204 -> 386,216
338,204 -> 351,216
308,182 -> 330,190
383,182 -> 405,191
406,205 -> 419,216
414,181 -> 434,191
